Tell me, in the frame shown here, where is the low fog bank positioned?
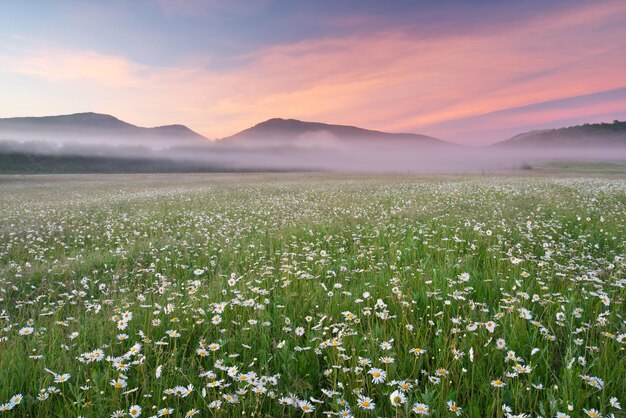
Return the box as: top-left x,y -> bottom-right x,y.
194,144 -> 626,172
0,139 -> 155,158
2,135 -> 625,173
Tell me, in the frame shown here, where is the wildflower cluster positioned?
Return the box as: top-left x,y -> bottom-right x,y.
0,174 -> 624,416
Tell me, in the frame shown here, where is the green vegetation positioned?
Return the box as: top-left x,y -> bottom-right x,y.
502,120 -> 626,147
547,120 -> 625,137
0,152 -> 247,174
0,173 -> 624,417
527,160 -> 626,174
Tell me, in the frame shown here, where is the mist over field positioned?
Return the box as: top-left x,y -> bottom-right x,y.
1,116 -> 624,173
2,134 -> 625,173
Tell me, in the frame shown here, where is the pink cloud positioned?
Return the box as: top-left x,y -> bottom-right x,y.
0,48 -> 146,87
201,1 -> 626,139
1,0 -> 625,143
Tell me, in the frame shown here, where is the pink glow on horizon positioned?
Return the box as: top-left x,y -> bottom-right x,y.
0,1 -> 625,143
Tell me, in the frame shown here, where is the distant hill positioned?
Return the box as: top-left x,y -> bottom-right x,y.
3,113 -> 626,173
493,120 -> 626,148
220,118 -> 455,149
0,112 -> 208,148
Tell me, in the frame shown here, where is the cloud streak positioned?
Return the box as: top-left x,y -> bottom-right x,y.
0,0 -> 625,143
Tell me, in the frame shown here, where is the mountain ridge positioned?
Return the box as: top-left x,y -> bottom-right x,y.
220,117 -> 456,150
0,112 -> 209,147
493,120 -> 626,148
2,112 -> 625,150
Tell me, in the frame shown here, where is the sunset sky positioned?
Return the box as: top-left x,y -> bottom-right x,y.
1,0 -> 625,144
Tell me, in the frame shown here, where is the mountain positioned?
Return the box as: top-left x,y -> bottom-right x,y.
0,112 -> 208,148
220,118 -> 455,149
493,120 -> 626,148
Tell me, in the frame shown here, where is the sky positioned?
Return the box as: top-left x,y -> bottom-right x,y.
0,0 -> 625,145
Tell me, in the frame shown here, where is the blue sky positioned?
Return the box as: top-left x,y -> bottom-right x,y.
1,0 -> 625,143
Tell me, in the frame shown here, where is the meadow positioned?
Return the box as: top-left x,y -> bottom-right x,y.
0,173 -> 624,417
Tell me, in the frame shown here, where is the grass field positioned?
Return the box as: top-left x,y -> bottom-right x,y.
0,173 -> 624,417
